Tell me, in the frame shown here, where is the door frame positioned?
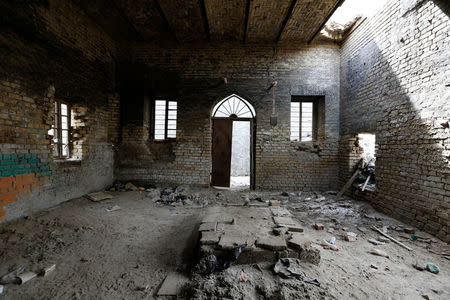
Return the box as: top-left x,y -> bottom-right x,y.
211,116 -> 256,189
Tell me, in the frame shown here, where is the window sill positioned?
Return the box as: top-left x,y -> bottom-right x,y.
54,159 -> 82,166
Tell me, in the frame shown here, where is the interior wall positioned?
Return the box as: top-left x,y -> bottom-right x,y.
116,42 -> 341,190
0,0 -> 119,222
339,0 -> 450,241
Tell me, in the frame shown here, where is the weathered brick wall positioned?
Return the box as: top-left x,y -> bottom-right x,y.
117,42 -> 341,190
340,0 -> 450,241
0,0 -> 119,222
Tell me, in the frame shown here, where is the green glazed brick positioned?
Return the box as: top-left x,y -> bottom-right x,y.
31,154 -> 37,159
24,154 -> 31,159
3,154 -> 11,160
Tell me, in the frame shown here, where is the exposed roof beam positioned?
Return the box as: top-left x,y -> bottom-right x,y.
153,0 -> 178,43
307,0 -> 345,44
242,0 -> 251,43
199,0 -> 211,42
275,0 -> 297,43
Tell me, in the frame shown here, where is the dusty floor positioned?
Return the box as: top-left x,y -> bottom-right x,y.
0,188 -> 449,299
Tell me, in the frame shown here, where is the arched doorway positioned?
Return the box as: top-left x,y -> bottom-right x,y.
211,94 -> 256,189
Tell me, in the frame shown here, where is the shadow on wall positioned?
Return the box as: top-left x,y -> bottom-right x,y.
341,0 -> 449,240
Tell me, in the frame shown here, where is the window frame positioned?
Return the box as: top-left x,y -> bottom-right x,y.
151,99 -> 177,141
53,100 -> 72,159
290,98 -> 319,142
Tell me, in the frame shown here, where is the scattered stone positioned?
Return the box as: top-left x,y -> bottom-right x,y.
146,189 -> 161,201
286,225 -> 304,233
106,205 -> 121,212
273,217 -> 297,226
17,271 -> 37,284
269,200 -> 280,206
85,191 -> 113,202
157,272 -> 189,296
320,240 -> 339,251
256,236 -> 287,250
404,228 -> 415,234
370,264 -> 379,270
138,187 -> 145,191
273,227 -> 288,236
39,264 -> 56,277
237,271 -> 249,282
314,223 -> 324,230
368,239 -> 385,246
200,232 -> 220,245
426,263 -> 440,274
125,182 -> 138,191
345,232 -> 357,242
378,236 -> 390,243
287,233 -> 311,251
370,248 -> 389,258
136,284 -> 149,291
327,228 -> 335,233
199,222 -> 217,232
357,227 -> 367,233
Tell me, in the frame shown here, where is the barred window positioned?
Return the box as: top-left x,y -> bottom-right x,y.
49,101 -> 71,158
154,100 -> 177,140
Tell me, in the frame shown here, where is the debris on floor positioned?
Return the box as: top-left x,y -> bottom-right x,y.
106,205 -> 121,212
84,191 -> 113,202
157,272 -> 189,296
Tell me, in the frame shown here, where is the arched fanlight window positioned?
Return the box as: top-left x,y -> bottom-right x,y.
212,94 -> 256,118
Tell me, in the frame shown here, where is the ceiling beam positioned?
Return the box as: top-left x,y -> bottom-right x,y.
153,0 -> 179,43
199,0 -> 211,42
275,0 -> 297,43
242,0 -> 251,43
307,0 -> 345,44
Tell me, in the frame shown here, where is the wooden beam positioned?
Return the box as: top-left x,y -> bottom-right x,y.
242,0 -> 251,43
199,0 -> 211,42
275,0 -> 297,43
307,0 -> 345,44
153,0 -> 178,43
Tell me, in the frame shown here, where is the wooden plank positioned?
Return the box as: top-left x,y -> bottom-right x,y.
371,226 -> 413,251
337,159 -> 363,198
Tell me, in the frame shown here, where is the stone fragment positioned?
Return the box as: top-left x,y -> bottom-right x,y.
199,222 -> 217,232
299,247 -> 321,265
314,223 -> 324,230
273,227 -> 288,236
157,272 -> 189,296
345,232 -> 357,242
125,182 -> 138,191
368,239 -> 385,245
200,232 -> 220,245
287,233 -> 311,251
404,228 -> 415,234
378,236 -> 390,243
256,236 -> 287,250
269,200 -> 280,206
274,217 -> 297,226
286,225 -> 304,233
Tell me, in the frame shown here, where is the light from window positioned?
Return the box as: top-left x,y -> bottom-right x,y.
154,100 -> 177,140
291,102 -> 313,141
49,101 -> 71,158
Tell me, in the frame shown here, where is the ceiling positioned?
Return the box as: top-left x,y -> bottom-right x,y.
74,0 -> 343,44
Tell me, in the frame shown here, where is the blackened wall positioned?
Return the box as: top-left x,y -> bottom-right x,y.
339,0 -> 450,241
0,0 -> 119,222
116,42 -> 341,190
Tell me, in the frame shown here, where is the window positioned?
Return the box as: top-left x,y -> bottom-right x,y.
50,101 -> 71,158
291,100 -> 317,141
154,100 -> 177,140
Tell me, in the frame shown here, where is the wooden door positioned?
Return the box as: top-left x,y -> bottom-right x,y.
211,119 -> 233,187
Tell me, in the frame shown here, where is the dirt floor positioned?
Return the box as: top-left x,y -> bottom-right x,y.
0,187 -> 449,299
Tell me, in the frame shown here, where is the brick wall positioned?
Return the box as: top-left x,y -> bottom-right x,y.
116,42 -> 341,190
0,0 -> 119,222
340,0 -> 450,241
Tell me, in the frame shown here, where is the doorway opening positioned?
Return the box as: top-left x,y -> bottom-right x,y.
211,94 -> 255,189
